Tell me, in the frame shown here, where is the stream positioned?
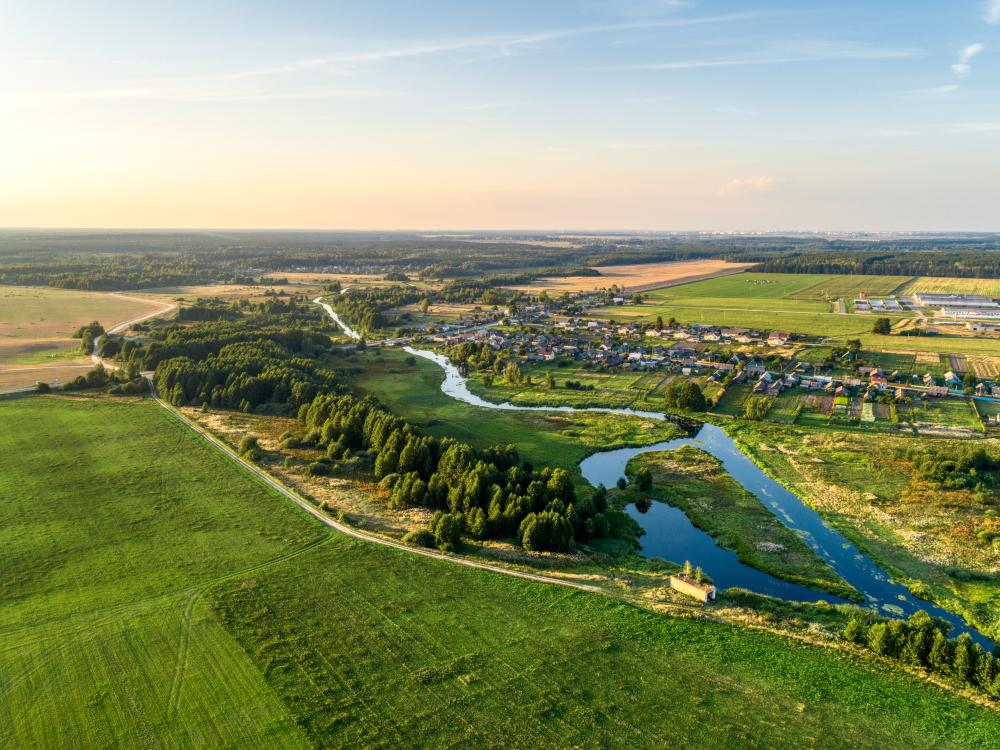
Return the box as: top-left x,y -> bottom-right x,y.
315,298 -> 992,646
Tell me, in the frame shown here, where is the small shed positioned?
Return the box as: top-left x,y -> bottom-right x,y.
669,574 -> 717,602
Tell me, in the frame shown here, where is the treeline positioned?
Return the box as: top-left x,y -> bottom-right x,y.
844,610 -> 1000,699
154,339 -> 340,413
753,250 -> 1000,279
331,286 -> 424,333
124,300 -> 332,371
299,393 -> 611,552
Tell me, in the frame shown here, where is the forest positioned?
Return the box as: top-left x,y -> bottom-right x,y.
4,229 -> 1000,290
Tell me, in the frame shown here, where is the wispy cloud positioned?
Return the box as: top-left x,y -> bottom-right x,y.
224,12 -> 759,79
951,42 -> 985,76
598,41 -> 919,71
986,0 -> 1000,24
719,175 -> 774,196
912,83 -> 960,95
946,122 -> 1000,133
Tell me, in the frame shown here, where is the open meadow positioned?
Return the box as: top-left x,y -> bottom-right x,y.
509,259 -> 753,294
1,388 -> 999,747
0,286 -> 171,390
593,273 -> 913,338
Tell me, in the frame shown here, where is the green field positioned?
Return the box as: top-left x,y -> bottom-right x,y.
350,350 -> 682,474
900,277 -> 1000,298
2,395 -> 1000,747
594,273 -> 912,338
0,395 -> 326,748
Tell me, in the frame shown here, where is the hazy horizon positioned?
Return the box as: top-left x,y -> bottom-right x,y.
3,1 -> 999,231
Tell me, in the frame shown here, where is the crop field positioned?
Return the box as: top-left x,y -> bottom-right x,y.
2,396 -> 999,746
784,275 -> 913,300
0,395 -> 327,748
507,259 -> 753,294
595,273 -> 913,338
767,392 -> 805,424
0,286 -> 162,341
900,277 -> 1000,298
712,383 -> 753,417
211,532 -> 1000,750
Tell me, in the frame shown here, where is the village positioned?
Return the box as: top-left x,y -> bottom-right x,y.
419,297 -> 1000,426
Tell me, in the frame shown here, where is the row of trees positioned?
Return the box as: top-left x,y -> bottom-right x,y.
844,610 -> 1000,698
299,392 -> 612,551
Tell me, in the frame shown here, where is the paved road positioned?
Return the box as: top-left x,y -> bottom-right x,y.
144,379 -> 602,595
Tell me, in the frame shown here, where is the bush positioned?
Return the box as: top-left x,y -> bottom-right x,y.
401,528 -> 436,548
35,381 -> 51,394
306,461 -> 331,476
238,435 -> 260,460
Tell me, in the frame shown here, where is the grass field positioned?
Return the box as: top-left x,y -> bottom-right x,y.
508,259 -> 753,293
730,421 -> 1000,641
900,277 -> 1000,298
212,534 -> 1000,750
594,273 -> 912,338
2,395 -> 999,747
0,395 -> 325,747
349,349 -> 681,476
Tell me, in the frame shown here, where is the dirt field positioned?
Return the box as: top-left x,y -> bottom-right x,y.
0,364 -> 93,391
508,259 -> 753,294
0,286 -> 171,390
0,286 -> 165,340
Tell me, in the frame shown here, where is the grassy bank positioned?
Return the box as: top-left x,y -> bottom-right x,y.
625,447 -> 859,600
726,420 -> 1000,640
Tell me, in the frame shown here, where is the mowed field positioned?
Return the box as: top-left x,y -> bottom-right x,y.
900,277 -> 1000,298
0,286 -> 169,390
595,273 -> 911,338
3,395 -> 998,747
509,259 -> 753,294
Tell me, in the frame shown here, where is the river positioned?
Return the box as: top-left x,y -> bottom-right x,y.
314,298 -> 992,646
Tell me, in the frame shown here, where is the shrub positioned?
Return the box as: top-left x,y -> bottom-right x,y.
401,528 -> 436,548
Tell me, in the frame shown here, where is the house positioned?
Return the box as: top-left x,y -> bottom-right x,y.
922,373 -> 936,387
767,332 -> 791,347
976,382 -> 988,397
926,385 -> 949,398
669,574 -> 716,602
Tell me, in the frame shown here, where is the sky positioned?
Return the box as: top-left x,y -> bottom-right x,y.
1,0 -> 999,231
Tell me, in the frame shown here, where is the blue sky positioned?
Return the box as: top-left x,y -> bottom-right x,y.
1,0 -> 998,230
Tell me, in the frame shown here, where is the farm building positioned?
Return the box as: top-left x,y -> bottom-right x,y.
915,293 -> 998,307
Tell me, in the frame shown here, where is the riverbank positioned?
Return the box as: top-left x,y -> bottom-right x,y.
624,446 -> 861,600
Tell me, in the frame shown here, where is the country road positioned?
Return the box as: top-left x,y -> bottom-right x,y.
143,379 -> 603,595
91,296 -> 178,365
